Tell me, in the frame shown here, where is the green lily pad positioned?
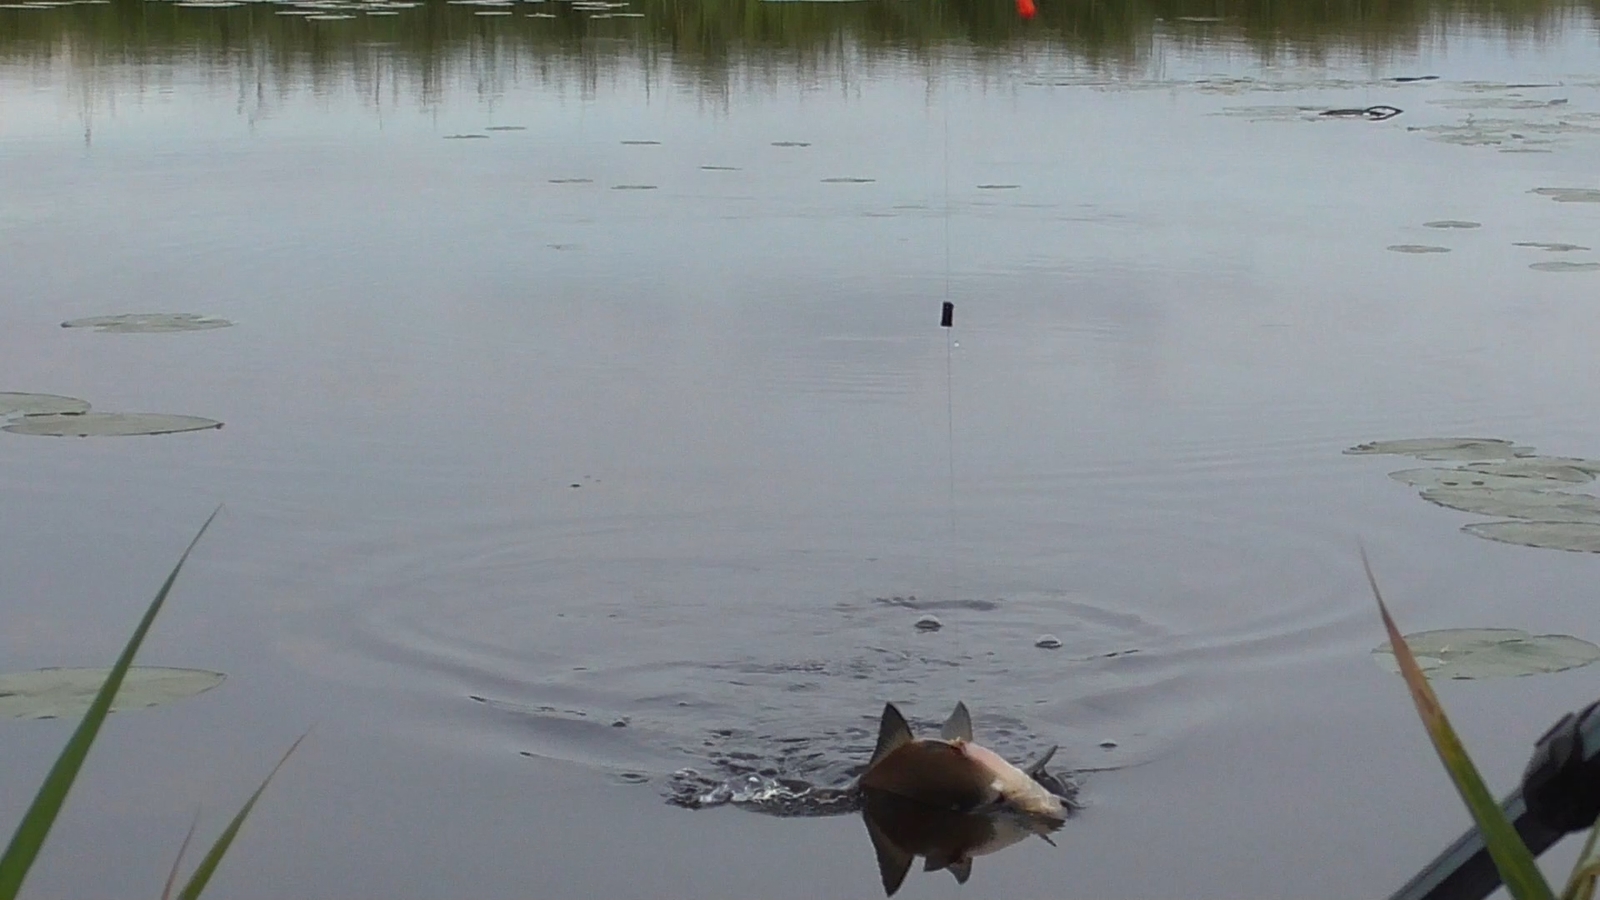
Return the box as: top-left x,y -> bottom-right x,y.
0,667 -> 225,719
1387,244 -> 1452,254
0,392 -> 89,418
1530,261 -> 1600,272
1531,188 -> 1600,203
3,412 -> 222,436
1345,438 -> 1533,461
1462,520 -> 1600,552
1419,486 -> 1600,520
1462,458 -> 1598,483
1423,220 -> 1481,229
1514,242 -> 1591,252
1388,468 -> 1578,490
1373,629 -> 1600,680
61,313 -> 232,333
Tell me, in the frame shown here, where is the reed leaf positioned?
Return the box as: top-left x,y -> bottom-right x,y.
174,732 -> 306,900
0,507 -> 222,900
1361,547 -> 1555,900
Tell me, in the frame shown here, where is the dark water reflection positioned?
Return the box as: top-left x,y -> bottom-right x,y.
5,0 -> 1600,896
1,0 -> 1597,84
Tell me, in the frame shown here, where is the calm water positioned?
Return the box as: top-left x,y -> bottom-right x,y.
4,0 -> 1600,895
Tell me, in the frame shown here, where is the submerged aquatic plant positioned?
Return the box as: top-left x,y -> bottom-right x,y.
0,510 -> 302,900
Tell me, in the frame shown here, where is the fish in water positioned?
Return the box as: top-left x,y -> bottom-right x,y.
861,790 -> 1059,896
857,701 -> 1067,823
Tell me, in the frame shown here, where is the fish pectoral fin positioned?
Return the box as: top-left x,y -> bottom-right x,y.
868,703 -> 916,770
1023,744 -> 1057,777
941,702 -> 974,743
947,858 -> 974,884
863,809 -> 914,897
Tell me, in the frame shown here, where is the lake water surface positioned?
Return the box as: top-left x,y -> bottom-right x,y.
4,1 -> 1600,896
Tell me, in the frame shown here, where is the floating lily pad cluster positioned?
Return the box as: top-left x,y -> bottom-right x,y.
3,313 -> 235,724
0,392 -> 221,437
1352,438 -> 1600,681
1347,437 -> 1600,553
3,312 -> 230,436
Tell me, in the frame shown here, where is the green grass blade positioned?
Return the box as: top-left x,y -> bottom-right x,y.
160,811 -> 202,900
0,507 -> 222,900
1362,548 -> 1555,900
175,732 -> 307,900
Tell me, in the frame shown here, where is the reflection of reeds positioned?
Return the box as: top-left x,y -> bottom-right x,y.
0,0 -> 1593,100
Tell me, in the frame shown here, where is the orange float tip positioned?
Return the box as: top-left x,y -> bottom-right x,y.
1016,0 -> 1036,18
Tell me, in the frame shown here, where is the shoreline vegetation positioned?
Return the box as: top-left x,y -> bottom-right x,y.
0,0 -> 1595,92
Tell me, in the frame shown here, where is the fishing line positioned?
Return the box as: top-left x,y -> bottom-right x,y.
939,55 -> 959,604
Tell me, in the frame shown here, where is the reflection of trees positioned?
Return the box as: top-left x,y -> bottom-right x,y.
0,0 -> 1592,103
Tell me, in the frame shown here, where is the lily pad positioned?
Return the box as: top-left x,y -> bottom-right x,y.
1530,261 -> 1600,272
3,412 -> 223,436
1467,457 -> 1600,478
1373,629 -> 1600,680
1465,458 -> 1600,480
1387,244 -> 1452,253
61,313 -> 232,333
0,667 -> 225,719
1388,468 -> 1579,490
1345,438 -> 1533,461
1423,220 -> 1481,229
1463,520 -> 1600,552
1514,242 -> 1590,252
0,392 -> 89,418
820,177 -> 875,183
1532,188 -> 1600,203
1419,486 -> 1600,521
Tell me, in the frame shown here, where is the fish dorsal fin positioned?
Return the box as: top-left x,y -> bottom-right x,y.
940,702 -> 973,743
947,858 -> 973,884
1023,744 -> 1057,776
869,703 -> 915,769
862,808 -> 914,897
